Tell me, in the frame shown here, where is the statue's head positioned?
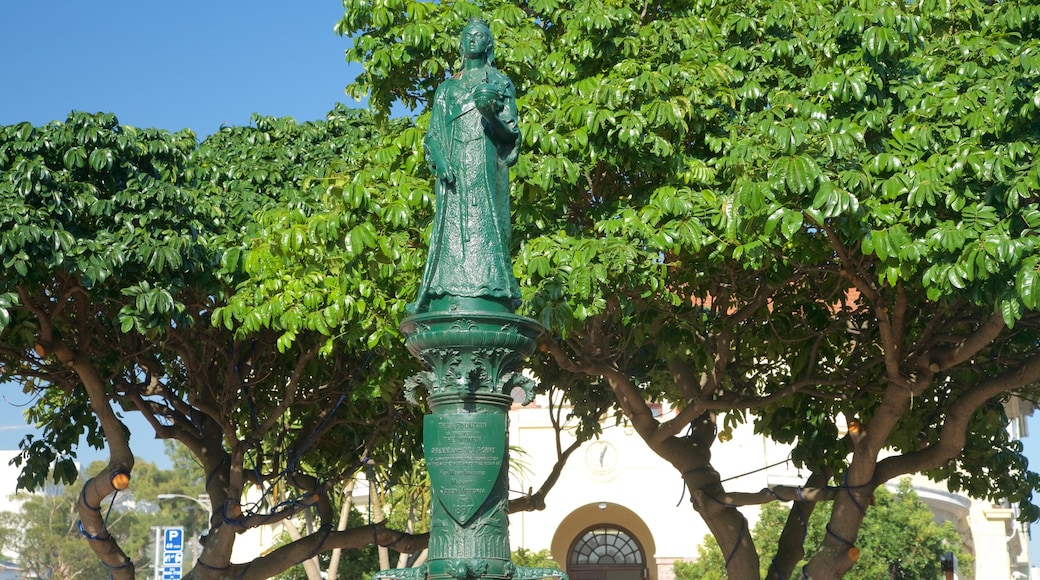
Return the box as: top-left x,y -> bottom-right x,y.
459,18 -> 494,64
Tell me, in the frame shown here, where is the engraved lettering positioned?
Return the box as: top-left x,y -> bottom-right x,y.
424,413 -> 507,524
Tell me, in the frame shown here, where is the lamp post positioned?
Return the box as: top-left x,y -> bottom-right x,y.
157,494 -> 211,571
151,526 -> 161,580
157,494 -> 212,509
157,493 -> 212,511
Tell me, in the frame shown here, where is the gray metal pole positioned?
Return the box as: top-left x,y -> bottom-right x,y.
153,526 -> 161,580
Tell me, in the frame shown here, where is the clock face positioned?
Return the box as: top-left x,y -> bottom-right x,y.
585,440 -> 619,477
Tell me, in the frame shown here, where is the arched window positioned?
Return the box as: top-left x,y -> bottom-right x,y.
568,525 -> 646,580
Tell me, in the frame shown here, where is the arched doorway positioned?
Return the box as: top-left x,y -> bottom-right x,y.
567,525 -> 647,580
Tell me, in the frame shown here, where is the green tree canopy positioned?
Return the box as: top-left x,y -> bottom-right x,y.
0,109 -> 431,579
334,0 -> 1040,577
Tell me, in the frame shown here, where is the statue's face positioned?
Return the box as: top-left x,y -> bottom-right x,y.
461,24 -> 492,59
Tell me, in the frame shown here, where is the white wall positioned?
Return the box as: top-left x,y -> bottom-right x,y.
507,400 -> 1031,580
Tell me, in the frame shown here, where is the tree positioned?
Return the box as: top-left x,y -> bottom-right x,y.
4,483 -> 111,580
0,454 -> 205,580
335,0 -> 1040,577
0,109 -> 431,579
0,104 -> 581,578
511,548 -> 563,571
675,479 -> 974,579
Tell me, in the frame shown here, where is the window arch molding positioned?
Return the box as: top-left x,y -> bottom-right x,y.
550,503 -> 658,580
567,524 -> 647,578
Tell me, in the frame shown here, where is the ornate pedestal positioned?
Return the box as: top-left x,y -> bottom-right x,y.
374,304 -> 566,580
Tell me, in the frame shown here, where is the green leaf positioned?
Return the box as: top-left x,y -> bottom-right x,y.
1000,298 -> 1022,328
781,209 -> 803,239
87,147 -> 114,171
1016,258 -> 1040,309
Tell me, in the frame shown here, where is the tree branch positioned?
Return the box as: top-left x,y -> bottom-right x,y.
921,311 -> 1006,373
877,352 -> 1040,482
509,437 -> 583,513
229,523 -> 428,580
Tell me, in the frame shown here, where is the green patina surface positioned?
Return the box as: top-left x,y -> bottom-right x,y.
377,18 -> 567,580
408,17 -> 521,317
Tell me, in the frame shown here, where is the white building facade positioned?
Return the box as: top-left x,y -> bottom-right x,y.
506,397 -> 1032,580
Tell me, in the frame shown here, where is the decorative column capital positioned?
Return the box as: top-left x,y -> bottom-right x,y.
400,311 -> 542,410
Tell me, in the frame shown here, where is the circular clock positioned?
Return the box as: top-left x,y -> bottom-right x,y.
585,440 -> 619,477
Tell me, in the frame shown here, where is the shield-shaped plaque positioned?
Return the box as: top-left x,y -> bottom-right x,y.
424,413 -> 507,525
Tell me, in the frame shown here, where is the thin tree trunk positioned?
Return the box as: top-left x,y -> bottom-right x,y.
396,503 -> 417,568
326,479 -> 357,580
368,469 -> 391,571
284,513 -> 322,580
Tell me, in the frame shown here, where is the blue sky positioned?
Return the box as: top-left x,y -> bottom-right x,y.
3,0 -> 1040,568
0,0 -> 361,137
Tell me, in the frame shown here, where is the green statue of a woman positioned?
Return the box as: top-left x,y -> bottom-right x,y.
409,18 -> 522,315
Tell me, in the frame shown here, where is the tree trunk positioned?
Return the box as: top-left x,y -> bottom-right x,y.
326,479 -> 357,579
368,472 -> 391,571
284,514 -> 322,580
395,497 -> 421,569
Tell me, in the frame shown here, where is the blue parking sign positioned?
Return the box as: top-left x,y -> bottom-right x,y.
162,567 -> 182,580
164,527 -> 184,552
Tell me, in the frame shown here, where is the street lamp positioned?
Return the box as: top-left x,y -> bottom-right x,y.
157,493 -> 212,511
157,494 -> 212,579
